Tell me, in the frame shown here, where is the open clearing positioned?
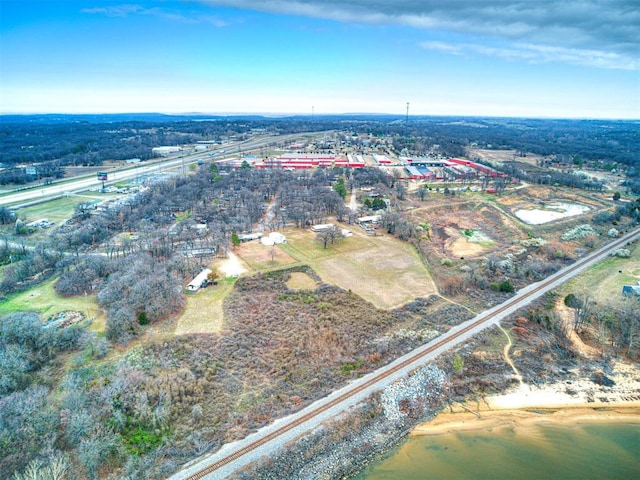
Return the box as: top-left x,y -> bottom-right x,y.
286,272 -> 318,290
217,250 -> 250,277
560,239 -> 640,305
174,253 -> 248,335
0,277 -> 104,330
278,227 -> 437,310
232,239 -> 299,271
175,277 -> 236,335
409,202 -> 526,259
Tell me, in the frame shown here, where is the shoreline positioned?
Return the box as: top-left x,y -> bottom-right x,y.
412,405 -> 640,436
413,360 -> 640,436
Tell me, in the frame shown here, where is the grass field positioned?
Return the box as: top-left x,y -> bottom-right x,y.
174,277 -> 236,335
559,239 -> 640,304
10,193 -> 122,223
286,271 -> 318,290
14,197 -> 84,224
277,226 -> 437,310
233,240 -> 300,271
0,277 -> 104,330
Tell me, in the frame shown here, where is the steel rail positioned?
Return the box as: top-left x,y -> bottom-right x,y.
180,227 -> 640,479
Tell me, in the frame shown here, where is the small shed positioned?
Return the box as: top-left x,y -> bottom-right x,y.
622,282 -> 640,296
239,233 -> 263,242
269,232 -> 287,244
187,268 -> 212,292
261,236 -> 275,246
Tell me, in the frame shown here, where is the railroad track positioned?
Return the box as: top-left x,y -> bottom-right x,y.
177,228 -> 640,480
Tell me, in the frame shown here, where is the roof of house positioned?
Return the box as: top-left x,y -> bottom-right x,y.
622,284 -> 640,295
188,268 -> 212,288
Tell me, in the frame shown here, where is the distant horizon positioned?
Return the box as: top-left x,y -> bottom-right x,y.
1,111 -> 638,122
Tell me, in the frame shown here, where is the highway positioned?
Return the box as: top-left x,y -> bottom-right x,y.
170,226 -> 640,480
0,133 -> 325,207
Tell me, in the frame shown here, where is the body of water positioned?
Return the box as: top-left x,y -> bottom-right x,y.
514,202 -> 590,225
352,422 -> 639,480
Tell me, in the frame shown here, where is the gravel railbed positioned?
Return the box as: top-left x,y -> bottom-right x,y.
231,365 -> 448,480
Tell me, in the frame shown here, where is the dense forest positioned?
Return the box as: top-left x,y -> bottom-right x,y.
1,115 -> 638,186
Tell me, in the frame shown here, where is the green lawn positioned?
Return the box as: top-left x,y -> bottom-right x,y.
559,239 -> 640,303
14,194 -> 120,225
174,277 -> 237,335
0,277 -> 103,327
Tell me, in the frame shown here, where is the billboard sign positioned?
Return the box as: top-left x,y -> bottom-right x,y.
97,172 -> 108,181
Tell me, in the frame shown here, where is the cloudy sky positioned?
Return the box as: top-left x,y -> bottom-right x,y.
1,0 -> 638,118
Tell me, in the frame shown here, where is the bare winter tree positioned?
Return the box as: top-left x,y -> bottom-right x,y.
316,226 -> 342,249
564,293 -> 594,332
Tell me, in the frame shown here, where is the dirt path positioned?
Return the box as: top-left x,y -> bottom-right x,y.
498,325 -> 524,386
556,299 -> 601,359
219,250 -> 249,277
348,187 -> 357,211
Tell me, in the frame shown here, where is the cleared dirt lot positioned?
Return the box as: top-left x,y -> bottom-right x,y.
409,201 -> 527,260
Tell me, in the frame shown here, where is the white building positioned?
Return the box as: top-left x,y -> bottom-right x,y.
311,223 -> 334,232
187,268 -> 212,292
152,146 -> 182,157
269,232 -> 287,244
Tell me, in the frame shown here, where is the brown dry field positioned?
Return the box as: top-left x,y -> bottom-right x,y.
495,185 -> 605,210
234,239 -> 300,271
277,227 -> 437,310
286,272 -> 319,290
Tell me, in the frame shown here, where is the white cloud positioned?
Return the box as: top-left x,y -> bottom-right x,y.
419,41 -> 462,56
202,1 -> 640,69
81,4 -> 144,17
82,3 -> 229,27
420,40 -> 639,70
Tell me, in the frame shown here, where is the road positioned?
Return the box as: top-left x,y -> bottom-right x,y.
0,133 -> 326,207
170,226 -> 640,480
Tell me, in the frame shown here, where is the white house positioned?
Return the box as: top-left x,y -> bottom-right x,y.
187,268 -> 212,292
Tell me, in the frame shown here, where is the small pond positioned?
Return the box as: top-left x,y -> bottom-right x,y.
514,202 -> 590,225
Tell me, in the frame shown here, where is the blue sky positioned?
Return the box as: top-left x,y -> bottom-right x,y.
1,0 -> 638,118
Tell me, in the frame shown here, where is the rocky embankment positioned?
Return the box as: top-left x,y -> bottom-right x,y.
231,365 -> 449,480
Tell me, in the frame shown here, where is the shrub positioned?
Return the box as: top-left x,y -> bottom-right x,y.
340,359 -> 364,375
138,312 -> 149,325
611,249 -> 631,258
500,280 -> 515,293
122,427 -> 164,455
561,224 -> 596,241
492,280 -> 515,293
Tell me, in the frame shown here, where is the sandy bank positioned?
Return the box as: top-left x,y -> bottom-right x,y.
413,360 -> 640,436
413,406 -> 640,436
